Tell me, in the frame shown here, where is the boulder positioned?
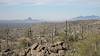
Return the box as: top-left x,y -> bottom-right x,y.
31,43 -> 39,50
30,41 -> 67,56
31,50 -> 38,56
19,49 -> 25,56
42,49 -> 50,56
52,41 -> 64,47
55,45 -> 63,51
62,43 -> 68,50
37,52 -> 45,56
50,47 -> 58,53
49,53 -> 59,56
58,50 -> 65,56
36,45 -> 45,52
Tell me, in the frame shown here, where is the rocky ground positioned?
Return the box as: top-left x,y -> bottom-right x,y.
0,41 -> 70,56
1,20 -> 100,56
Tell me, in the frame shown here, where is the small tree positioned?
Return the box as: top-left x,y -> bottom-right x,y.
18,37 -> 32,49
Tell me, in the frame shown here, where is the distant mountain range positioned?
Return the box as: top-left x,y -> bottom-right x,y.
0,17 -> 44,24
0,15 -> 100,24
72,15 -> 100,20
0,17 -> 45,28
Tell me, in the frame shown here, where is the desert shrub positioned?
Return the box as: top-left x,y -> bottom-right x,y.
73,34 -> 100,56
58,32 -> 66,41
17,37 -> 32,49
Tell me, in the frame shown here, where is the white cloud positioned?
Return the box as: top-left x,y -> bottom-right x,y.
0,0 -> 100,5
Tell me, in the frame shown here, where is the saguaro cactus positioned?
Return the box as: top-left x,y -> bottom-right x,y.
54,24 -> 58,36
80,24 -> 84,40
0,39 -> 1,52
64,20 -> 68,42
28,27 -> 32,38
5,27 -> 10,49
51,28 -> 54,44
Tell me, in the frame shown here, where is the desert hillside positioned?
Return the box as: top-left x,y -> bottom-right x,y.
0,20 -> 100,56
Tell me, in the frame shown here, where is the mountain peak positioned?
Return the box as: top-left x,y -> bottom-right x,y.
72,15 -> 100,20
26,17 -> 33,21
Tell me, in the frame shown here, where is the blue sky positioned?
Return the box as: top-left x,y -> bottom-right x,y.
0,0 -> 100,21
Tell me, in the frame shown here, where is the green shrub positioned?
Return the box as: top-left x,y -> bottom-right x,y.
17,37 -> 32,49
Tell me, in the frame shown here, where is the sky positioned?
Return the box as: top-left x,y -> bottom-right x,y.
0,0 -> 100,21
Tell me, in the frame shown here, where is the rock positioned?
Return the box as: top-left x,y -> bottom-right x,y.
50,47 -> 58,53
52,41 -> 64,47
42,49 -> 50,56
49,53 -> 59,56
57,41 -> 64,45
31,50 -> 45,56
62,43 -> 68,50
27,41 -> 67,56
37,52 -> 45,56
12,53 -> 19,56
31,43 -> 39,50
26,52 -> 31,56
31,50 -> 38,56
50,45 -> 63,53
24,48 -> 31,56
55,45 -> 63,51
19,49 -> 26,56
4,49 -> 11,52
2,49 -> 15,56
36,45 -> 45,52
58,50 -> 65,56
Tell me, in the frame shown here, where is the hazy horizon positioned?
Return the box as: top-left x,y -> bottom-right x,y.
0,0 -> 100,21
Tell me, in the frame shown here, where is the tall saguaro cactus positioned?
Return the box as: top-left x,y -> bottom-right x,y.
25,27 -> 33,39
0,39 -> 1,52
5,27 -> 10,49
28,27 -> 32,38
80,24 -> 84,40
65,20 -> 68,37
54,24 -> 58,36
64,20 -> 68,42
51,28 -> 54,44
